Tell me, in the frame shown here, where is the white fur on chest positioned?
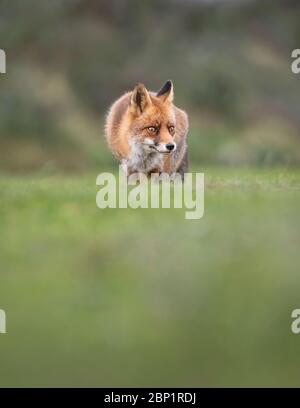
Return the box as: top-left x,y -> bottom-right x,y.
124,141 -> 163,174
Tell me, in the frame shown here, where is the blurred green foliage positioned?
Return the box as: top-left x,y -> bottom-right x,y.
0,169 -> 299,386
1,0 -> 300,171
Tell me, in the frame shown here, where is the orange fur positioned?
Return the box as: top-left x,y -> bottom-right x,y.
105,81 -> 189,176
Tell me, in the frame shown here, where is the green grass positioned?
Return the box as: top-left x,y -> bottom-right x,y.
0,168 -> 300,387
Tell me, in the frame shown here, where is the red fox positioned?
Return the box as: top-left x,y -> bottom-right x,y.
105,80 -> 189,177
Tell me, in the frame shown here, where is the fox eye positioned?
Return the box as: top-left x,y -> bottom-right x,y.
169,126 -> 175,133
148,126 -> 157,132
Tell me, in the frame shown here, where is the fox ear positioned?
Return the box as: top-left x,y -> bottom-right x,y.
157,80 -> 174,103
130,83 -> 152,114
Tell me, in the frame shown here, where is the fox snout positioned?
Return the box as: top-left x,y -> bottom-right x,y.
156,131 -> 176,153
166,143 -> 175,151
141,137 -> 176,154
149,141 -> 177,154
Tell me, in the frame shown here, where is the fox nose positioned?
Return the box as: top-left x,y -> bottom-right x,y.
166,143 -> 175,151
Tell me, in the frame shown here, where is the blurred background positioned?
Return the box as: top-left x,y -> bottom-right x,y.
0,0 -> 300,388
1,0 -> 300,172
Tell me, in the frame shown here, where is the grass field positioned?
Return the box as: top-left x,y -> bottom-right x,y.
0,167 -> 300,387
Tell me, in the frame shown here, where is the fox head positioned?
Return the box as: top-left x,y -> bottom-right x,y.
128,80 -> 177,154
